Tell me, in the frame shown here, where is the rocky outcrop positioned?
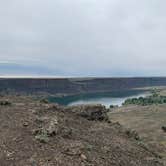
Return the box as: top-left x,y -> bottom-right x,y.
66,104 -> 109,121
161,126 -> 166,132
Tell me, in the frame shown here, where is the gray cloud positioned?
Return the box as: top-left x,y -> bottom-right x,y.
1,0 -> 166,76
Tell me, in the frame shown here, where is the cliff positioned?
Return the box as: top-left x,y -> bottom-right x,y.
0,77 -> 166,95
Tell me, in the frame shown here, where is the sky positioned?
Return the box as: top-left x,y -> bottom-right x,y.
1,0 -> 166,77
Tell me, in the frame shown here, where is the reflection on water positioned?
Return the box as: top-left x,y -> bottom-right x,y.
48,90 -> 148,108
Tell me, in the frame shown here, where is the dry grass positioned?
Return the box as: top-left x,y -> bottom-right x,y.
108,104 -> 166,159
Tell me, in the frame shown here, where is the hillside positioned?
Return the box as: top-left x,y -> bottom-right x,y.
0,95 -> 164,166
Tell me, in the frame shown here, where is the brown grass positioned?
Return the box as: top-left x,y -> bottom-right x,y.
109,104 -> 166,159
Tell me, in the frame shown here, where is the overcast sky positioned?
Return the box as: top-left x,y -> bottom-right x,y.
1,0 -> 166,76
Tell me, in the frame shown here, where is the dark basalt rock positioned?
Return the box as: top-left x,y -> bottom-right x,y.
161,126 -> 166,132
1,77 -> 166,95
67,104 -> 109,121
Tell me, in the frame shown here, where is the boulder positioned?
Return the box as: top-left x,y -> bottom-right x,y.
67,104 -> 109,121
161,126 -> 166,132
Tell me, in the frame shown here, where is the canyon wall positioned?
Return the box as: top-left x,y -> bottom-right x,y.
0,77 -> 166,95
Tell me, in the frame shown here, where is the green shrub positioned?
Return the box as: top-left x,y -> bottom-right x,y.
0,100 -> 11,106
35,129 -> 49,143
123,94 -> 166,106
35,133 -> 49,143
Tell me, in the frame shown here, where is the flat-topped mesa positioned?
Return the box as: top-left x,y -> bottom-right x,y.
1,77 -> 166,95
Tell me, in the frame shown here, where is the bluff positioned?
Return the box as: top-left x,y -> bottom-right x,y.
0,77 -> 166,95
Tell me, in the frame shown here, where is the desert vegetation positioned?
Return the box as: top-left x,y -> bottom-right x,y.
122,89 -> 166,106
0,100 -> 11,106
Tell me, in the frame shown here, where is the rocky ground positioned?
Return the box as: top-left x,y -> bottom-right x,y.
0,95 -> 164,166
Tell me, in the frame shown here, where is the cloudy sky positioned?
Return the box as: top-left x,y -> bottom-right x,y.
1,0 -> 166,76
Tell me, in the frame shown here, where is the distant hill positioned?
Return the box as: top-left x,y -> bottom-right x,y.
1,77 -> 166,95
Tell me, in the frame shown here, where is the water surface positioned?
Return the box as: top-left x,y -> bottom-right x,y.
48,90 -> 148,108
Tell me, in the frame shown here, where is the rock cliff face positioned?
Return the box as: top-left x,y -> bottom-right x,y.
0,77 -> 166,94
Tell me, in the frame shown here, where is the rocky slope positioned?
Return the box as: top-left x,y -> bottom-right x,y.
0,96 -> 164,166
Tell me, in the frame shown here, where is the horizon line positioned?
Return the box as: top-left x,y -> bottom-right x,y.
0,75 -> 166,79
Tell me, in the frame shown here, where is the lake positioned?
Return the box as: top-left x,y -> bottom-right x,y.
48,90 -> 148,108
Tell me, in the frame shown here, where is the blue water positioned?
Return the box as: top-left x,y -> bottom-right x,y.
48,90 -> 148,108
